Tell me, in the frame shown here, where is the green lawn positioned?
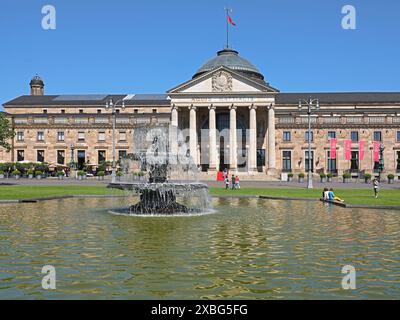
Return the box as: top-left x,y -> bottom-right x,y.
210,187 -> 400,206
0,185 -> 399,206
0,185 -> 124,200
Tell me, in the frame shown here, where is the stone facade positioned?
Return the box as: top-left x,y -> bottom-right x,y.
1,49 -> 400,179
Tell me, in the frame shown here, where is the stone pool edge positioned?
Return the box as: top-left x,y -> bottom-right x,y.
1,194 -> 399,211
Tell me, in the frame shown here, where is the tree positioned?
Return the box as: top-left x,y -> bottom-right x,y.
0,112 -> 15,151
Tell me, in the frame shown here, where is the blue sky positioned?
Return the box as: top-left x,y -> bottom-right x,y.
1,0 -> 400,107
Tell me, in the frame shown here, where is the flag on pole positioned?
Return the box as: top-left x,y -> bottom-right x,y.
330,138 -> 337,159
359,140 -> 365,161
373,141 -> 380,162
344,140 -> 352,161
227,14 -> 236,26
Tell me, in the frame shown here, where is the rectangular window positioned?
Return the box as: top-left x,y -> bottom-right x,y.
373,131 -> 382,142
57,131 -> 65,141
350,131 -> 359,142
119,131 -> 127,142
98,131 -> 106,142
57,150 -> 65,165
61,109 -> 66,114
397,151 -> 400,172
79,109 -> 84,114
118,150 -> 127,161
37,150 -> 45,163
17,150 -> 24,162
17,131 -> 24,141
305,150 -> 314,172
152,109 -> 157,114
282,151 -> 292,172
327,151 -> 337,174
350,151 -> 359,171
98,150 -> 106,164
328,131 -> 336,140
305,131 -> 314,142
283,131 -> 291,142
43,110 -> 47,114
257,149 -> 265,168
37,131 -> 44,141
97,109 -> 102,114
134,109 -> 139,114
397,131 -> 400,142
78,131 -> 85,142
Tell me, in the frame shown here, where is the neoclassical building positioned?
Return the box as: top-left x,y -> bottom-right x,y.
1,48 -> 400,179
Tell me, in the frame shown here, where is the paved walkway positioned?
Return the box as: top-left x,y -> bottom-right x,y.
1,177 -> 399,190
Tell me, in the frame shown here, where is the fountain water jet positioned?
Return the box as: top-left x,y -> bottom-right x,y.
108,125 -> 212,215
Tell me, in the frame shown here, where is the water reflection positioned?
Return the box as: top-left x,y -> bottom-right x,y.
0,197 -> 399,299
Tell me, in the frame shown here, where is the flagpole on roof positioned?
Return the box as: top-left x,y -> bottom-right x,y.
225,7 -> 230,49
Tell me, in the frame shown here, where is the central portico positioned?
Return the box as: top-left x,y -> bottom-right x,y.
168,48 -> 279,175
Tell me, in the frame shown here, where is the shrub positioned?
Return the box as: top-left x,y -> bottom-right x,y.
320,173 -> 327,178
343,172 -> 351,179
27,169 -> 34,175
35,170 -> 43,176
97,171 -> 105,177
387,174 -> 395,180
364,173 -> 372,180
77,170 -> 86,176
57,171 -> 65,177
0,170 -> 4,175
327,173 -> 333,178
116,171 -> 123,177
12,169 -> 21,176
298,173 -> 305,178
138,171 -> 145,177
288,173 -> 294,178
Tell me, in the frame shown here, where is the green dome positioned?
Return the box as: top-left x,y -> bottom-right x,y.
193,49 -> 265,81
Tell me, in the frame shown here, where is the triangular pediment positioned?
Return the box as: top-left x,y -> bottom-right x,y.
168,66 -> 279,94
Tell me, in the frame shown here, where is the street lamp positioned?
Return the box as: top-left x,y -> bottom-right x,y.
298,97 -> 320,189
105,97 -> 125,183
378,143 -> 385,181
70,143 -> 75,169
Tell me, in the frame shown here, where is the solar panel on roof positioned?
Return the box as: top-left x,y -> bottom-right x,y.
53,95 -> 108,101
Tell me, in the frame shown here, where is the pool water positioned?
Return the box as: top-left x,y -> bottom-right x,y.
0,197 -> 399,299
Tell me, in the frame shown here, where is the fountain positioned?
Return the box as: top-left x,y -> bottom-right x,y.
108,125 -> 212,215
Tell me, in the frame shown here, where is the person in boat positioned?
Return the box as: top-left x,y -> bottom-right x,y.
323,187 -> 330,200
329,188 -> 344,202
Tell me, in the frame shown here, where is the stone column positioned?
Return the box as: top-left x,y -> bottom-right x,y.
229,105 -> 237,171
189,105 -> 198,166
208,105 -> 218,172
248,104 -> 257,173
171,105 -> 178,127
170,105 -> 178,164
267,104 -> 276,175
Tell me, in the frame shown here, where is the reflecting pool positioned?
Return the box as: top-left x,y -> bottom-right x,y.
0,197 -> 399,299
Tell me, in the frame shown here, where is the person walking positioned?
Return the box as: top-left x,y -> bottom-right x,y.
373,178 -> 380,198
235,175 -> 240,189
231,174 -> 236,190
225,176 -> 230,190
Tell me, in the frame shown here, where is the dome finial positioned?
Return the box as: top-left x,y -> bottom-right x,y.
30,74 -> 45,96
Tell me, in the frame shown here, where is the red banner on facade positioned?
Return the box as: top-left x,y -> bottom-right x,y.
330,138 -> 337,159
373,141 -> 380,162
359,140 -> 365,161
344,140 -> 352,160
